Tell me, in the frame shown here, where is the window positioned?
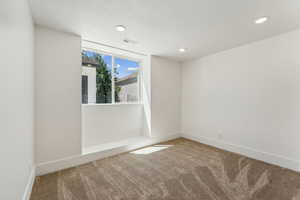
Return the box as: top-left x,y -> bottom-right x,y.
114,57 -> 140,103
81,49 -> 141,104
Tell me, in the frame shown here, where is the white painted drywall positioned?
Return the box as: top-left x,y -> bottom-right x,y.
142,55 -> 152,136
81,55 -> 182,148
35,26 -> 82,164
82,104 -> 144,148
151,56 -> 182,137
0,0 -> 34,199
182,29 -> 300,168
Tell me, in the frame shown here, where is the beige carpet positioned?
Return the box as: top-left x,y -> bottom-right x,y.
31,138 -> 300,200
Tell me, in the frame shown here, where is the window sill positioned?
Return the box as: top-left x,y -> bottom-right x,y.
81,102 -> 143,106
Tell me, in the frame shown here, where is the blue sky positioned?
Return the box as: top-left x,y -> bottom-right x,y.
114,57 -> 139,78
83,50 -> 139,78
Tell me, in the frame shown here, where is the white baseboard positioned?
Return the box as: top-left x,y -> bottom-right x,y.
22,166 -> 35,200
182,133 -> 300,173
34,133 -> 300,176
36,134 -> 180,176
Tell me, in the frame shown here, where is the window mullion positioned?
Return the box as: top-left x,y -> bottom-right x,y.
111,55 -> 115,104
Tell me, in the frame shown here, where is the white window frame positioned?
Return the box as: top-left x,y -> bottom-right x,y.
81,46 -> 142,105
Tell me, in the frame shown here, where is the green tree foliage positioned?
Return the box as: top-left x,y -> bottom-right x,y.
95,55 -> 112,103
114,76 -> 121,102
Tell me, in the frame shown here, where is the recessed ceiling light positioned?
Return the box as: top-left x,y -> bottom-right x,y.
179,48 -> 186,52
115,25 -> 126,32
255,17 -> 268,24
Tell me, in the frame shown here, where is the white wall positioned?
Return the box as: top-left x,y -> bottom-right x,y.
82,104 -> 144,148
82,56 -> 182,148
151,56 -> 182,138
141,55 -> 152,136
182,29 -> 300,170
0,0 -> 34,199
35,26 -> 82,164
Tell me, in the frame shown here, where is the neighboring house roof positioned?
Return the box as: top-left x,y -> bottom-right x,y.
116,72 -> 138,86
82,56 -> 99,67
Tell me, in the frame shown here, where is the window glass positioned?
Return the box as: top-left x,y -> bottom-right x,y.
114,57 -> 140,103
82,75 -> 88,104
81,50 -> 112,104
81,48 -> 141,104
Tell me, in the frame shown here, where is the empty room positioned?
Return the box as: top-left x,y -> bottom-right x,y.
2,0 -> 300,199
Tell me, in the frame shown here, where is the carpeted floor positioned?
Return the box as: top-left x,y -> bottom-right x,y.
31,138 -> 300,200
